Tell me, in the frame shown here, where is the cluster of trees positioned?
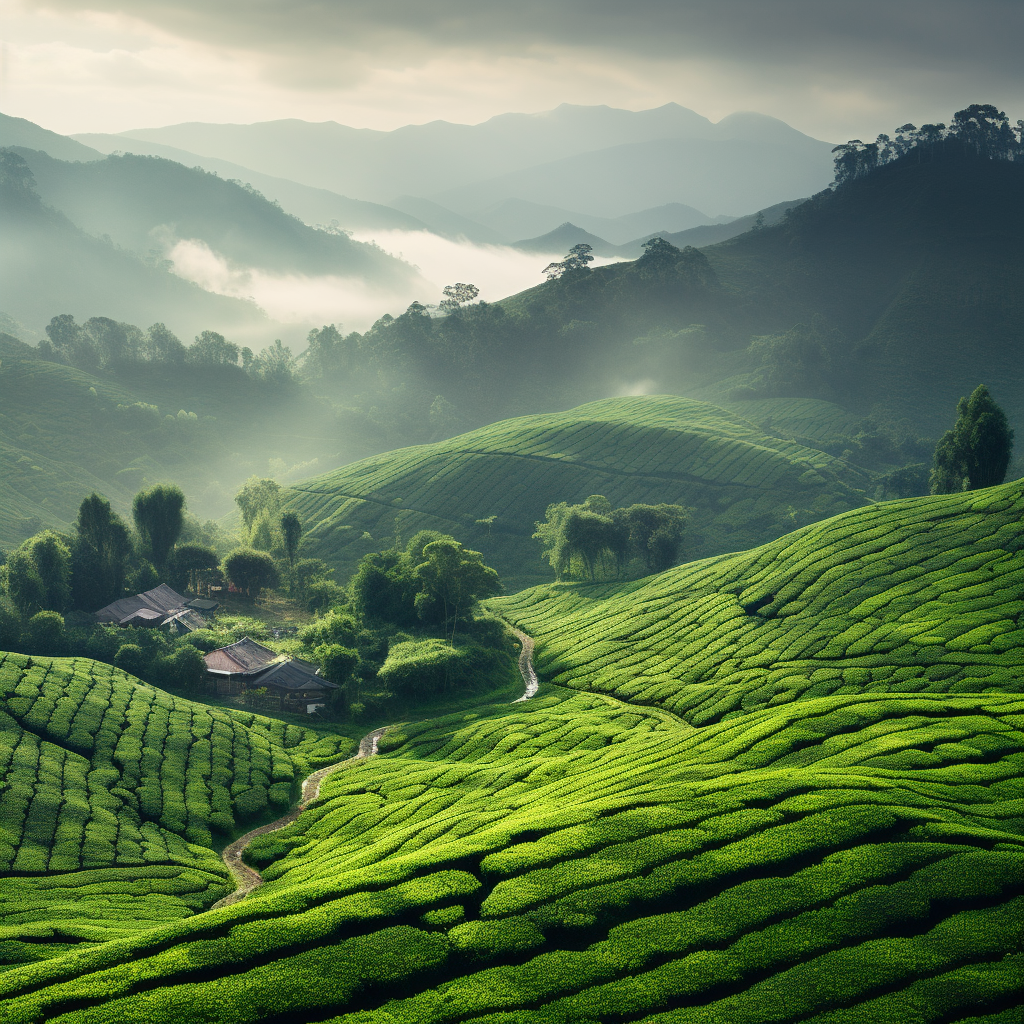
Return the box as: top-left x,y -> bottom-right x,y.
930,385 -> 1014,494
36,313 -> 297,381
832,104 -> 1024,185
534,496 -> 689,581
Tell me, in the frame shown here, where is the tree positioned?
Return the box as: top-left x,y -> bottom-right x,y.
172,542 -> 220,593
6,550 -> 45,616
543,243 -> 594,280
931,385 -> 1014,494
439,282 -> 479,312
235,477 -> 282,535
187,330 -> 239,366
319,644 -> 359,688
413,538 -> 501,642
350,549 -> 417,625
113,643 -> 148,678
223,548 -> 279,601
132,484 -> 186,569
73,494 -> 132,609
251,340 -> 296,383
44,314 -> 97,370
27,610 -> 65,655
24,531 -> 72,612
144,323 -> 187,364
280,511 -> 302,568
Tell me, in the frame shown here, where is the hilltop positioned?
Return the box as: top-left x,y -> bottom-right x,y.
0,484 -> 1020,1019
282,395 -> 874,590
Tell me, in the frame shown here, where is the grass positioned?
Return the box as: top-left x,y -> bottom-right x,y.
285,394 -> 875,590
0,483 -> 1020,1019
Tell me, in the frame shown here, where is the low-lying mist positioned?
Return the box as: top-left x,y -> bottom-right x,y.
169,230 -> 626,338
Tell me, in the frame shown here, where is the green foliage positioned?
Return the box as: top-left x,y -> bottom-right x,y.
235,476 -> 282,535
0,652 -> 351,964
25,610 -> 64,654
280,511 -> 302,567
931,384 -> 1014,493
318,643 -> 358,687
170,542 -> 219,593
222,548 -> 280,601
132,483 -> 186,568
414,538 -> 502,638
73,493 -> 132,610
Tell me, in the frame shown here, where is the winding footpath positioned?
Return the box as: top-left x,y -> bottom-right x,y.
212,628 -> 539,909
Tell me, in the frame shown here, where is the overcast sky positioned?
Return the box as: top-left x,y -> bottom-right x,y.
1,0 -> 1020,140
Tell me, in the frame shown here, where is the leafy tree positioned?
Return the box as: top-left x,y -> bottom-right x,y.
144,323 -> 186,363
250,509 -> 279,553
251,339 -> 296,383
132,484 -> 186,569
280,511 -> 302,568
6,550 -> 45,616
84,317 -> 137,365
350,549 -> 417,625
44,314 -> 97,370
24,531 -> 72,612
543,243 -> 594,281
161,644 -> 206,692
187,330 -> 239,366
26,610 -> 65,655
113,643 -> 148,678
171,542 -> 220,593
439,282 -> 479,312
223,548 -> 279,601
613,503 -> 688,574
319,643 -> 359,688
413,538 -> 501,642
73,494 -> 132,609
235,477 -> 282,534
931,385 -> 1014,493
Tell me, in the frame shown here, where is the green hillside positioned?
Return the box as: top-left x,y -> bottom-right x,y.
14,148 -> 417,283
0,485 -> 1021,1020
497,480 -> 1024,724
283,395 -> 875,590
0,652 -> 350,967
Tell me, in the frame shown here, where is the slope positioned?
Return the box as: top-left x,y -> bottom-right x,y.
0,152 -> 270,344
0,652 -> 350,967
0,486 -> 1021,1021
0,113 -> 103,165
282,395 -> 873,591
13,149 -> 417,283
497,480 -> 1024,723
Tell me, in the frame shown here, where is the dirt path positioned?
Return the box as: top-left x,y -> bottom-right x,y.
212,631 -> 539,909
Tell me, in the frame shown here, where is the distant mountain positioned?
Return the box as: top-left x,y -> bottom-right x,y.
0,151 -> 269,342
0,112 -> 102,164
472,198 -> 724,245
511,222 -> 622,257
73,132 -> 428,234
104,103 -> 835,217
387,196 -> 507,244
12,148 -> 419,284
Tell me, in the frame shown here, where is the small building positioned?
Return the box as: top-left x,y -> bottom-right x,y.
203,638 -> 337,712
94,584 -> 208,634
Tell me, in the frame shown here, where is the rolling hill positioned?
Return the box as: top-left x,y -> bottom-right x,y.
0,484 -> 1020,1019
281,395 -> 874,590
0,652 -> 351,967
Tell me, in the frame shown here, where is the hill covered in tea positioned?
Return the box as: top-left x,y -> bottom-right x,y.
0,653 -> 351,967
283,395 -> 875,589
0,483 -> 1021,1020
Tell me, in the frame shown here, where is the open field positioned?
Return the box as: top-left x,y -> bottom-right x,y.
0,483 -> 1021,1019
285,395 -> 874,589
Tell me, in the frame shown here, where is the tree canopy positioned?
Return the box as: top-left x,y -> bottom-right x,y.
222,548 -> 280,601
931,385 -> 1014,494
132,484 -> 186,569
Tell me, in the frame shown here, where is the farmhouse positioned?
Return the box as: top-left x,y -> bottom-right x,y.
204,637 -> 338,712
93,584 -> 212,633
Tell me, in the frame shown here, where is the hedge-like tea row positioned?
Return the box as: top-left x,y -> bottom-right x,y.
495,480 -> 1024,724
0,684 -> 1020,1022
0,654 -> 352,964
282,395 -> 872,588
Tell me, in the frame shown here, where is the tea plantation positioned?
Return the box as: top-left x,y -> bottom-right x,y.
285,395 -> 874,589
0,483 -> 1020,1021
0,655 -> 351,966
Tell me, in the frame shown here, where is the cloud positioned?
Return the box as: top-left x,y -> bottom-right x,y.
166,231 -> 618,334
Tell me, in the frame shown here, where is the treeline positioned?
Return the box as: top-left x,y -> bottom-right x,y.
832,103 -> 1023,185
36,313 -> 297,382
534,495 -> 689,581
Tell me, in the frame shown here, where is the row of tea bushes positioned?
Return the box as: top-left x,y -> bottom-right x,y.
494,481 -> 1024,724
0,685 -> 1020,1022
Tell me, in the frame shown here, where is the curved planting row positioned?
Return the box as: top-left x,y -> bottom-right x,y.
495,481 -> 1024,724
0,654 -> 351,966
283,395 -> 871,588
0,687 -> 1019,1022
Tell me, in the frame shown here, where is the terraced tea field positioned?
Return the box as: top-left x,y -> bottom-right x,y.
0,483 -> 1020,1021
285,395 -> 874,588
0,655 -> 351,966
496,480 -> 1024,724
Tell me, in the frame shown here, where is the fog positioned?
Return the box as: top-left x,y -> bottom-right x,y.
168,231 -> 626,336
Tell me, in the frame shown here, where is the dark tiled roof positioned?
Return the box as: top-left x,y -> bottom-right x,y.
253,659 -> 337,692
204,637 -> 280,675
96,585 -> 195,622
187,598 -> 220,612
